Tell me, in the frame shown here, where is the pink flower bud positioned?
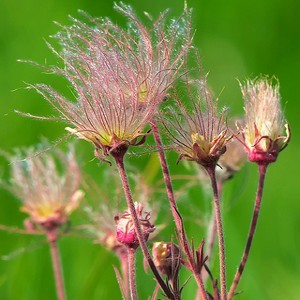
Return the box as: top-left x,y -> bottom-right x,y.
115,203 -> 155,249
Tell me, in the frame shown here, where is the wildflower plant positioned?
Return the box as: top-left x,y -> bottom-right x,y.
3,3 -> 292,300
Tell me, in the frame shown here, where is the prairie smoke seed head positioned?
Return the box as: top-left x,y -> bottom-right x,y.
31,4 -> 192,161
115,203 -> 155,249
6,145 -> 83,231
240,78 -> 290,164
162,76 -> 232,169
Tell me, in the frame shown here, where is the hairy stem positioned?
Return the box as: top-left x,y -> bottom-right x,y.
205,181 -> 223,273
206,167 -> 227,300
196,182 -> 223,300
117,248 -> 129,300
128,248 -> 137,300
203,182 -> 223,281
151,122 -> 208,300
228,164 -> 267,300
113,152 -> 174,300
47,230 -> 66,300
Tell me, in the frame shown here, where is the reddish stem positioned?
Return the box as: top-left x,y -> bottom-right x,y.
128,247 -> 137,300
199,181 -> 224,294
206,167 -> 227,300
151,122 -> 208,300
206,182 -> 223,267
206,210 -> 217,267
228,164 -> 267,300
117,248 -> 129,299
113,153 -> 174,300
47,230 -> 66,300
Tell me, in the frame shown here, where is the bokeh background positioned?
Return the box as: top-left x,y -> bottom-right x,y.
0,0 -> 299,299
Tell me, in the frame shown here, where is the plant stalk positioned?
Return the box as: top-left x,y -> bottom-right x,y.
128,247 -> 137,300
47,229 -> 66,300
117,248 -> 130,300
113,152 -> 174,300
228,164 -> 267,300
151,121 -> 208,300
206,167 -> 227,300
206,182 -> 223,268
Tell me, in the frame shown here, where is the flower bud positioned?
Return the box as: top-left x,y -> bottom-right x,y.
152,242 -> 181,278
115,203 -> 155,249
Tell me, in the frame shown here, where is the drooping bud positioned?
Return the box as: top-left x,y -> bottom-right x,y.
115,203 -> 155,249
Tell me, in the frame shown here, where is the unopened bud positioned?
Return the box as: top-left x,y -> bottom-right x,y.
153,242 -> 181,278
115,203 -> 155,249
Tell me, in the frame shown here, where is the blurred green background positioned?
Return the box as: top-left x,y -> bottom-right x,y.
0,0 -> 299,299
